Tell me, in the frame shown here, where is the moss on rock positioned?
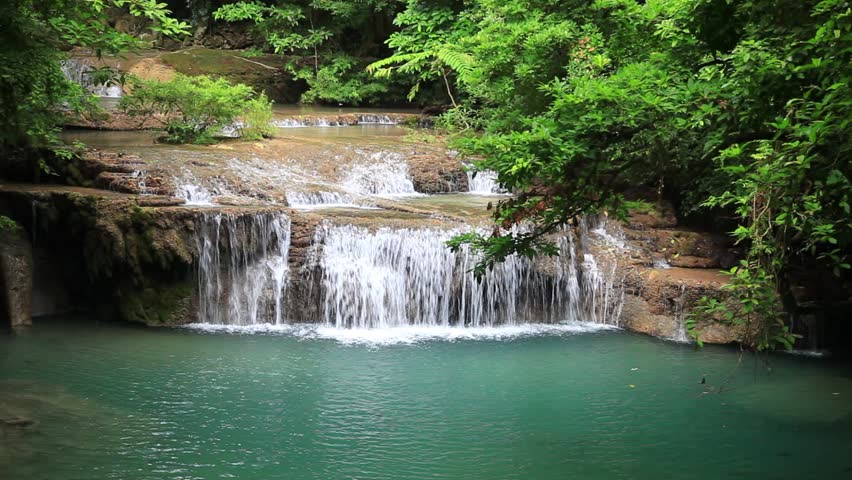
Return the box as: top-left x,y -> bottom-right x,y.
159,49 -> 301,103
118,280 -> 196,325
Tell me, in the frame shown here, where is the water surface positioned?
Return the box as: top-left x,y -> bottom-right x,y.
2,319 -> 851,479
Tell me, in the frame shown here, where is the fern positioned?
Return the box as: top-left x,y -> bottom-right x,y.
435,48 -> 474,82
367,47 -> 472,105
366,52 -> 431,75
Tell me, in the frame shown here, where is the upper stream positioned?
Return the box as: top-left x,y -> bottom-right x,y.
63,108 -> 612,331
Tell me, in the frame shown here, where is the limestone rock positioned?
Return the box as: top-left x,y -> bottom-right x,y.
408,152 -> 469,194
614,205 -> 743,344
0,228 -> 33,327
127,57 -> 176,84
668,255 -> 720,269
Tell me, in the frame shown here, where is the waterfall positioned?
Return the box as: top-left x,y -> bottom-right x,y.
195,212 -> 291,325
342,151 -> 420,196
130,171 -> 152,195
670,285 -> 690,343
272,114 -> 404,128
273,118 -> 349,128
286,191 -> 364,209
311,224 -> 622,329
356,114 -> 397,125
189,213 -> 624,329
60,58 -> 123,98
466,169 -> 505,195
177,184 -> 215,206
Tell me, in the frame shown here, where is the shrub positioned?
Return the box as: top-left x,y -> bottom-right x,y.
0,215 -> 19,231
239,93 -> 274,141
120,74 -> 272,144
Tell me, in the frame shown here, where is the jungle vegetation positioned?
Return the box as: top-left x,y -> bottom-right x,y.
120,74 -> 274,143
1,0 -> 850,350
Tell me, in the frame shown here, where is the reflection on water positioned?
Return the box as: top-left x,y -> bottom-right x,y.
2,319 -> 851,480
400,193 -> 503,218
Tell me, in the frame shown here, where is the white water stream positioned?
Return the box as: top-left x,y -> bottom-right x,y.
192,215 -> 624,329
466,169 -> 505,195
60,58 -> 123,98
195,212 -> 291,325
342,151 -> 422,197
176,184 -> 216,206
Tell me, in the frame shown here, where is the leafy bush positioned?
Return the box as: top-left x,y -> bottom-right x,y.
240,93 -> 275,141
120,74 -> 273,144
0,0 -> 187,158
292,55 -> 390,105
375,0 -> 852,351
0,215 -> 19,231
213,1 -> 415,106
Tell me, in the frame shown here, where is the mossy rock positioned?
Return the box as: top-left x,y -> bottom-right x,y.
118,281 -> 196,326
159,49 -> 301,103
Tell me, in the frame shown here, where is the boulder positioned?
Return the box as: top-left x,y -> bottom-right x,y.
0,228 -> 33,327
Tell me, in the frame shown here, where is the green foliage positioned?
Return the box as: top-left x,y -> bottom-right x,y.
0,215 -> 19,231
688,261 -> 799,352
367,1 -> 474,106
240,93 -> 276,140
119,75 -> 272,144
368,0 -> 852,350
214,0 -> 406,105
291,54 -> 390,105
623,200 -> 655,215
0,0 -> 188,163
239,47 -> 266,58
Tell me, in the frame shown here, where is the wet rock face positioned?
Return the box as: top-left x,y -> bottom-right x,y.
64,47 -> 302,104
0,229 -> 33,328
66,150 -> 175,197
65,110 -> 171,131
619,266 -> 741,344
408,152 -> 469,194
0,188 -> 201,325
614,201 -> 744,344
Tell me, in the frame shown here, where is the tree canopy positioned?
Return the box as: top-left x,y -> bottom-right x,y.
0,0 -> 189,163
401,0 -> 851,350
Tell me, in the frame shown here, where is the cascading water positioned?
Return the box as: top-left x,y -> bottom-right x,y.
466,168 -> 506,195
342,151 -> 420,196
195,212 -> 291,325
60,58 -> 123,98
670,285 -> 690,343
273,118 -> 348,128
177,184 -> 216,206
131,171 -> 151,195
272,114 -> 404,128
356,114 -> 397,125
285,191 -> 368,209
310,223 -> 622,329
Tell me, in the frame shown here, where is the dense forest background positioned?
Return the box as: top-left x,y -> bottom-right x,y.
1,0 -> 850,350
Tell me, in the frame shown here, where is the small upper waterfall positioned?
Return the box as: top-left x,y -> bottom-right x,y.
286,191 -> 363,209
272,114 -> 405,128
310,224 -> 622,329
273,118 -> 350,128
342,151 -> 420,196
356,114 -> 398,125
130,170 -> 152,195
60,58 -> 123,98
466,167 -> 506,195
177,184 -> 216,206
195,212 -> 292,325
